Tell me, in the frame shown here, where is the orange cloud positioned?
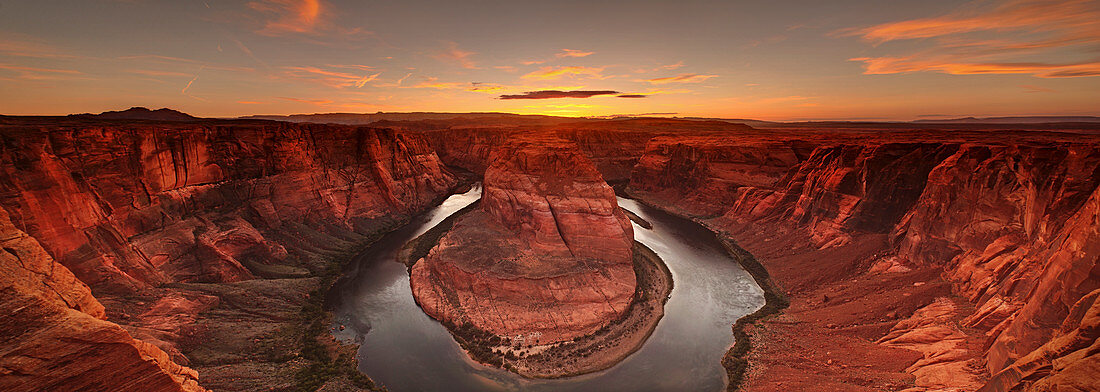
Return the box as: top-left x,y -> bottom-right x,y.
435,42 -> 477,69
521,66 -> 605,80
644,73 -> 717,84
250,0 -> 323,35
557,49 -> 594,58
853,0 -> 1098,43
848,0 -> 1100,78
851,57 -> 1100,78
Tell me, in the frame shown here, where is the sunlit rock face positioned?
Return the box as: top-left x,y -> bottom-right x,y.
0,206 -> 207,392
893,144 -> 1100,380
0,121 -> 459,391
627,132 -> 1100,391
0,124 -> 455,293
411,137 -> 636,344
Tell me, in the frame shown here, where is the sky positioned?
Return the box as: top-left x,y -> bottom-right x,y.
1,0 -> 1098,120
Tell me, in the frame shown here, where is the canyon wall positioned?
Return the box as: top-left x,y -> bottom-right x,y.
0,120 -> 458,391
628,132 -> 1100,391
417,118 -> 751,181
0,123 -> 455,293
0,205 -> 206,392
411,137 -> 636,344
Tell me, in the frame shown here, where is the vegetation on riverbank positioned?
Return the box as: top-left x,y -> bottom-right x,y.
719,239 -> 789,391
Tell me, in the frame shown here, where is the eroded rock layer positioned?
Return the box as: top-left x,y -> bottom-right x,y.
411,137 -> 635,344
0,119 -> 458,391
0,206 -> 205,392
628,131 -> 1100,392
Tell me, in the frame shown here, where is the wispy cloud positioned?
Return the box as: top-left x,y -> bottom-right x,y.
850,57 -> 1100,78
435,42 -> 477,69
499,90 -> 620,99
521,66 -> 605,80
128,69 -> 193,78
396,72 -> 413,86
0,63 -> 83,80
0,34 -> 78,59
556,49 -> 594,58
644,73 -> 718,84
1021,84 -> 1056,93
282,65 -> 381,88
278,96 -> 334,105
847,0 -> 1100,78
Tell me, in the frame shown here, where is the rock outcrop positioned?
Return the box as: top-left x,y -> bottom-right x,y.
0,122 -> 455,293
0,118 -> 459,391
411,137 -> 636,344
0,206 -> 206,392
627,131 -> 1100,391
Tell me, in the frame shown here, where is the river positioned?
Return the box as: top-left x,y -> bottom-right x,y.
330,185 -> 765,391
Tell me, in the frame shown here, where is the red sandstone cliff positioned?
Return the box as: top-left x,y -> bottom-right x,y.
0,119 -> 458,391
0,206 -> 206,392
417,118 -> 754,182
628,131 -> 1100,391
0,123 -> 455,293
411,137 -> 636,344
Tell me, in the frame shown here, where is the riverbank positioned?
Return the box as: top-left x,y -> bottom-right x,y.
180,175 -> 476,391
400,204 -> 674,379
615,187 -> 786,391
624,187 -> 986,391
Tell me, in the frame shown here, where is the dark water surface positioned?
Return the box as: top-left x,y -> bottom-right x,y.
330,187 -> 764,391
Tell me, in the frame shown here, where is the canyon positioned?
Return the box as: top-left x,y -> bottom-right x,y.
1,111 -> 1098,392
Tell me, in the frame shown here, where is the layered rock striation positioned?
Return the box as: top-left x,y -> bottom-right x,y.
411,137 -> 636,344
0,206 -> 206,392
0,118 -> 458,391
628,131 -> 1100,391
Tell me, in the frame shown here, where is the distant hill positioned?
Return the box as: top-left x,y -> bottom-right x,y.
73,107 -> 200,122
914,116 -> 1100,124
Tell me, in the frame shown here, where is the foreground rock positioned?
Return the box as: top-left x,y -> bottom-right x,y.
0,207 -> 205,392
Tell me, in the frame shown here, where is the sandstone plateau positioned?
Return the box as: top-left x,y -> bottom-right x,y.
410,137 -> 637,345
1,112 -> 1099,392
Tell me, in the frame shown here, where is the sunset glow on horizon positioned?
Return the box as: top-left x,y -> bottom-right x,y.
2,0 -> 1098,120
